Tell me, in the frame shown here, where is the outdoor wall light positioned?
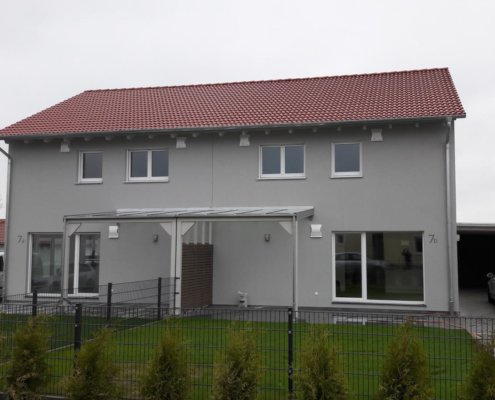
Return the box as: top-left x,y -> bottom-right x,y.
310,224 -> 322,238
108,224 -> 119,239
264,233 -> 271,242
152,234 -> 159,242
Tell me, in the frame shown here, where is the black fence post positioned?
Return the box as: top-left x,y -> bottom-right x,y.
106,282 -> 112,325
74,303 -> 82,352
288,307 -> 294,397
157,277 -> 162,320
31,289 -> 38,317
174,277 -> 180,311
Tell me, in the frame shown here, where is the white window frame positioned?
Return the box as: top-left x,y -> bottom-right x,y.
331,231 -> 425,305
331,142 -> 362,178
69,233 -> 100,297
126,149 -> 169,182
78,151 -> 103,183
259,144 -> 305,179
27,233 -> 63,297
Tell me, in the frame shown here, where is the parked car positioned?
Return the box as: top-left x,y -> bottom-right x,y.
487,272 -> 495,304
335,252 -> 391,288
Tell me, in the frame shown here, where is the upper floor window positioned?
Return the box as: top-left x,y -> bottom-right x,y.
332,143 -> 362,178
78,152 -> 103,183
127,149 -> 169,182
260,145 -> 305,179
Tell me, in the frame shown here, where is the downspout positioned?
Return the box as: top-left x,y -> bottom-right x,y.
445,117 -> 455,315
60,217 -> 68,303
292,216 -> 299,314
0,146 -> 12,300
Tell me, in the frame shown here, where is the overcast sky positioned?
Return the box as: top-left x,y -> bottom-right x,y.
0,0 -> 494,222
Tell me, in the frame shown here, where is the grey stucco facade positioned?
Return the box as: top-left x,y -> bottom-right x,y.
3,120 -> 459,312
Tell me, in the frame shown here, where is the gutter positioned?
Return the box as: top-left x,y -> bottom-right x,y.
445,117 -> 456,315
0,145 -> 11,300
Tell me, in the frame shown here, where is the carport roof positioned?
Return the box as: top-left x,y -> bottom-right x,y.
65,206 -> 315,221
457,223 -> 495,234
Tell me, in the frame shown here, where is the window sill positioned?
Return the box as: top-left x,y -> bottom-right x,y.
124,178 -> 169,183
330,174 -> 362,179
68,293 -> 99,299
257,176 -> 306,181
76,181 -> 103,185
332,299 -> 425,306
26,293 -> 61,298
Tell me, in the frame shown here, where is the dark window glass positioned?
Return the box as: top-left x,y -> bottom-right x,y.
151,150 -> 168,177
262,147 -> 281,174
31,234 -> 62,293
334,233 -> 362,298
130,151 -> 148,178
285,146 -> 304,174
366,232 -> 423,301
82,153 -> 102,179
334,143 -> 360,173
69,234 -> 100,294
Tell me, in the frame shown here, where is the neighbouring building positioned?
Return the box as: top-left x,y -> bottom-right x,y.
0,68 -> 465,312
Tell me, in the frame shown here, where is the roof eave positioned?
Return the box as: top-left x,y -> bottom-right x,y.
0,114 -> 466,142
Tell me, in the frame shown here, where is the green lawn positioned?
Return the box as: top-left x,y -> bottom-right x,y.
0,313 -> 476,400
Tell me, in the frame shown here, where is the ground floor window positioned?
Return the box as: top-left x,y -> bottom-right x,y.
69,233 -> 100,295
333,231 -> 424,302
30,234 -> 62,293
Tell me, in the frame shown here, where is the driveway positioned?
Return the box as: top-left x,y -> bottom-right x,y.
459,288 -> 495,318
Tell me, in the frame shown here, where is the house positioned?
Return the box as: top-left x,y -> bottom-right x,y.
0,68 -> 465,313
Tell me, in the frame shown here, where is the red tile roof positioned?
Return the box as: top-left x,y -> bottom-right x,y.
0,68 -> 465,138
0,219 -> 5,245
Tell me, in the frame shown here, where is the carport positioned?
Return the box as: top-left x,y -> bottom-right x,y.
457,223 -> 495,316
62,206 -> 314,311
457,223 -> 495,289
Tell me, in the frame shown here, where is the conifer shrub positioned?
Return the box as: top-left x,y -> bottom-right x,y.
4,316 -> 50,400
212,325 -> 260,400
375,322 -> 433,400
462,340 -> 495,400
63,328 -> 121,400
297,326 -> 348,400
139,329 -> 189,400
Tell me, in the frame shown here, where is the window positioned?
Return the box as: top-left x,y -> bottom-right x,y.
260,145 -> 305,178
332,143 -> 362,178
69,233 -> 100,295
78,152 -> 103,183
29,234 -> 62,294
333,232 -> 424,302
127,149 -> 169,182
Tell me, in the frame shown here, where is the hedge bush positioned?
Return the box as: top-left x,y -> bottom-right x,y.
212,326 -> 260,400
462,340 -> 495,399
63,328 -> 121,400
139,329 -> 189,400
4,316 -> 50,400
375,323 -> 432,400
298,327 -> 348,400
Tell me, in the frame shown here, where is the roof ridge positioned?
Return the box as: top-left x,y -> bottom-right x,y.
84,67 -> 450,93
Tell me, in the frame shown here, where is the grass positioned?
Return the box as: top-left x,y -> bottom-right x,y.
0,312 -> 476,400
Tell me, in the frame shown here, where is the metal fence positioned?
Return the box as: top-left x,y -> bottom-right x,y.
0,305 -> 492,399
2,276 -> 176,309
